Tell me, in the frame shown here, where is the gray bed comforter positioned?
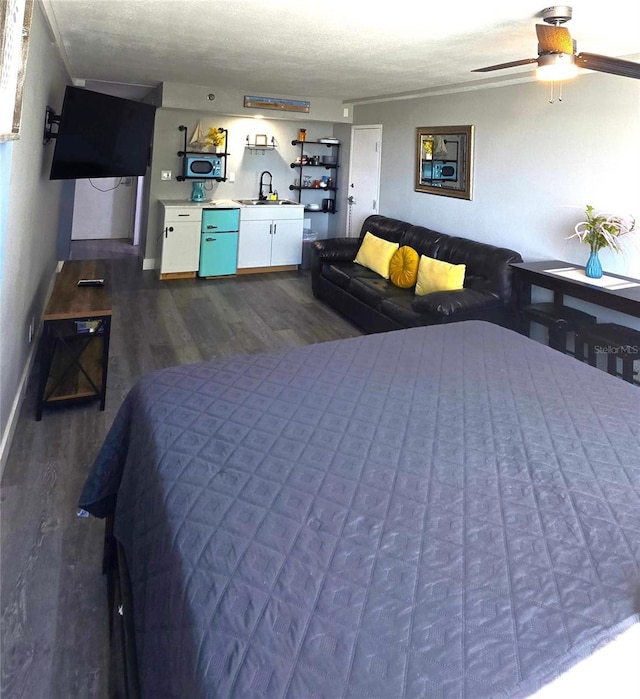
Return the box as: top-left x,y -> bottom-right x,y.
79,320 -> 640,698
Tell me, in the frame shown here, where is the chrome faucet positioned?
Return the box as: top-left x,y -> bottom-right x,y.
259,171 -> 273,200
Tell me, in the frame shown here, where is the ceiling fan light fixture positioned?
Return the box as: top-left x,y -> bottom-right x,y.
536,53 -> 579,81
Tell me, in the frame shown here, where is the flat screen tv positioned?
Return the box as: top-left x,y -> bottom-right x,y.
49,86 -> 156,180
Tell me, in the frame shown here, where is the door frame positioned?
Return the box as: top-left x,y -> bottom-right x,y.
346,124 -> 383,237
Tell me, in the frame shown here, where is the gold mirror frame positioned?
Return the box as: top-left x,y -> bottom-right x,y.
415,125 -> 474,200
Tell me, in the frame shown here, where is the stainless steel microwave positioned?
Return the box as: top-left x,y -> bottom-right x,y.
184,156 -> 222,179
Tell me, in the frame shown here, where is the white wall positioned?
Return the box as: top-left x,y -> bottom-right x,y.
0,4 -> 70,467
353,71 -> 640,328
160,82 -> 351,124
71,177 -> 137,240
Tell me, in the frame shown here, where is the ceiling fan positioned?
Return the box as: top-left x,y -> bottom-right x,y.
473,5 -> 640,82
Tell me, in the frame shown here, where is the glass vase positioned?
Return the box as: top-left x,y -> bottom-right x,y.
585,250 -> 603,279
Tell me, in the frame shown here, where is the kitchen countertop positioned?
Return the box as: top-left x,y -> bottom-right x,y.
159,198 -> 241,208
158,198 -> 304,208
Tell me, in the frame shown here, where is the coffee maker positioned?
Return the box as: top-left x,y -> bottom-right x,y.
191,181 -> 206,202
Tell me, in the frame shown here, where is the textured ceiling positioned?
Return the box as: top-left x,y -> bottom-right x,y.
41,0 -> 640,102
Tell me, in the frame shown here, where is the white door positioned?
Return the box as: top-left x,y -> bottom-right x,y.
346,125 -> 382,238
270,219 -> 303,266
71,177 -> 138,240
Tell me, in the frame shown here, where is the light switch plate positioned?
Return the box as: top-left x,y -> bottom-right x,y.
161,170 -> 172,181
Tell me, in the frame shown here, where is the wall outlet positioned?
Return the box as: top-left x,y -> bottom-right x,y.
160,170 -> 172,181
228,171 -> 235,183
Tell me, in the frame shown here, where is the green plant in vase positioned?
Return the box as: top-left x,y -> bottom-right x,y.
568,205 -> 636,278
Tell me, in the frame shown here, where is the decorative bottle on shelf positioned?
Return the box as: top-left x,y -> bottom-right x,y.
585,249 -> 603,279
298,128 -> 306,142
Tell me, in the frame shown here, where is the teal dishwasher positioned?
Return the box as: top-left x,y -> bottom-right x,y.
198,208 -> 240,277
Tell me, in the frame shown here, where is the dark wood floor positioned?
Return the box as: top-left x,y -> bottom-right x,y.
1,242 -> 360,698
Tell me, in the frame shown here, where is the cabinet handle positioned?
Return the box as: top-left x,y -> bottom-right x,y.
269,224 -> 273,235
165,226 -> 174,238
273,223 -> 277,235
205,237 -> 216,242
178,214 -> 189,217
206,225 -> 217,229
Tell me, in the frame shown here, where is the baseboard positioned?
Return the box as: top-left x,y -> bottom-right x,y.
142,257 -> 156,271
159,271 -> 196,280
236,265 -> 299,275
0,265 -> 58,478
0,327 -> 40,479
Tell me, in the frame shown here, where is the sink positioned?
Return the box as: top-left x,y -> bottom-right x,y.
234,199 -> 300,206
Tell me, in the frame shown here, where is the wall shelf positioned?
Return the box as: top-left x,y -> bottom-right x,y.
176,125 -> 229,182
245,135 -> 277,151
291,139 -> 339,147
290,162 -> 339,170
289,186 -> 337,192
288,138 -> 340,214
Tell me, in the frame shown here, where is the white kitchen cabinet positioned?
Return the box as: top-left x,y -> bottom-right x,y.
237,206 -> 304,271
158,204 -> 201,279
271,219 -> 305,266
237,220 -> 273,269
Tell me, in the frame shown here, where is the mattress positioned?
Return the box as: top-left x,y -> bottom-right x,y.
79,320 -> 640,698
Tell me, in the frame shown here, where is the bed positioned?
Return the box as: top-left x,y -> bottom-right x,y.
79,320 -> 640,698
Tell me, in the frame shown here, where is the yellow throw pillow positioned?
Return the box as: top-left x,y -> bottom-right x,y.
389,246 -> 420,288
353,232 -> 399,280
415,255 -> 466,295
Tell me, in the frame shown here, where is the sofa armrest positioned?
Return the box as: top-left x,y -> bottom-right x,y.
312,237 -> 361,263
411,288 -> 501,317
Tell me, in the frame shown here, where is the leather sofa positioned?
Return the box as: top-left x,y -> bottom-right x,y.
311,214 -> 523,334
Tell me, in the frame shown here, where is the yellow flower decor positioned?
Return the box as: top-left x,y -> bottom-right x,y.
205,127 -> 225,148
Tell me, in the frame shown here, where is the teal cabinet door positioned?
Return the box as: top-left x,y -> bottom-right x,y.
201,208 -> 240,233
198,232 -> 238,277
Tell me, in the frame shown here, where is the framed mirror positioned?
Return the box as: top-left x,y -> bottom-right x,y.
415,125 -> 474,200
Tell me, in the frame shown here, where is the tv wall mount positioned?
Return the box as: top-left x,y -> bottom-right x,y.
43,106 -> 60,145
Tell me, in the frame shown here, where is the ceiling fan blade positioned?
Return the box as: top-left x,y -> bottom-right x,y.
536,25 -> 573,54
472,58 -> 537,73
576,52 -> 640,79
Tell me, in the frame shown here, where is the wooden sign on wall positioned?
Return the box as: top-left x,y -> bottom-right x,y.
244,96 -> 310,113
